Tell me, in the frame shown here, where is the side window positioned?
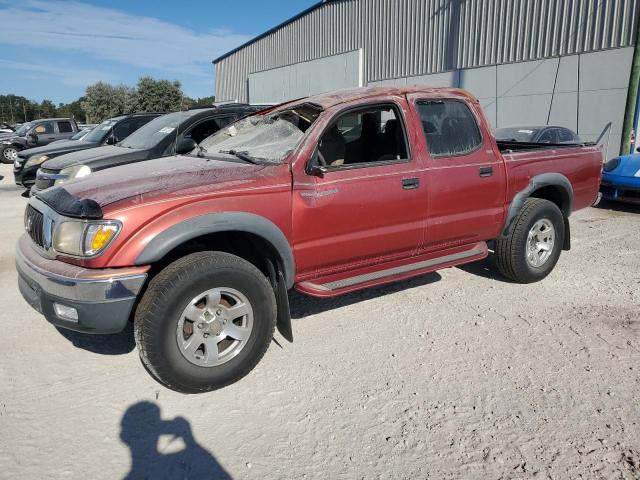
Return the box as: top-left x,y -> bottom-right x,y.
537,128 -> 558,144
57,121 -> 73,133
113,119 -> 136,141
558,128 -> 574,143
34,122 -> 54,135
416,100 -> 482,157
317,105 -> 408,167
185,116 -> 233,144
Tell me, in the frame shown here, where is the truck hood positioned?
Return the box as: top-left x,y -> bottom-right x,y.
18,140 -> 97,159
43,145 -> 145,171
56,155 -> 287,210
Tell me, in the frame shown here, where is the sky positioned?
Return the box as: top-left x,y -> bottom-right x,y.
0,0 -> 318,103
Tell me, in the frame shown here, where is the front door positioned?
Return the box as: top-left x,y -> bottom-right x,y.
292,102 -> 427,279
406,94 -> 506,252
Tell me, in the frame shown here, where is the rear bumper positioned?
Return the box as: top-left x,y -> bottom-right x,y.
16,235 -> 149,334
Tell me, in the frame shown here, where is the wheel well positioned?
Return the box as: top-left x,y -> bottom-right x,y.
147,231 -> 284,284
529,185 -> 570,217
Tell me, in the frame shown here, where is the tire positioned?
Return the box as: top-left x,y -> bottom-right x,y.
495,198 -> 565,283
0,145 -> 19,164
134,251 -> 276,393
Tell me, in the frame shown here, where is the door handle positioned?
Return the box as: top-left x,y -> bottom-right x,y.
402,177 -> 420,190
479,166 -> 493,177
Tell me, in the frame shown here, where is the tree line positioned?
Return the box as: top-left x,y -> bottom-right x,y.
0,77 -> 215,125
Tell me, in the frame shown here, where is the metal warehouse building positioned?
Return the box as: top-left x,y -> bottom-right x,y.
214,0 -> 640,157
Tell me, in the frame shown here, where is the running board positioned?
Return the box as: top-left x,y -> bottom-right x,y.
296,242 -> 488,297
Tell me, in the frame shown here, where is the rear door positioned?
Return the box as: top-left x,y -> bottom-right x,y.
55,120 -> 75,140
292,101 -> 427,278
406,95 -> 506,252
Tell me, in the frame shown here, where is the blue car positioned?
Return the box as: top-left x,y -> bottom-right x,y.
600,152 -> 640,204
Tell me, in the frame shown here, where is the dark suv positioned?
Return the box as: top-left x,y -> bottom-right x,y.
0,118 -> 79,164
32,105 -> 262,194
14,113 -> 160,190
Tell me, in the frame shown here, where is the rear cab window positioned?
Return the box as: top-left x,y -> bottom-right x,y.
416,100 -> 483,157
56,121 -> 73,133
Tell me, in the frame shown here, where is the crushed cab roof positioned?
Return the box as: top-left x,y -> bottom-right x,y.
277,86 -> 478,110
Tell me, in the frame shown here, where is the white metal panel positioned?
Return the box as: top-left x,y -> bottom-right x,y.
247,50 -> 362,104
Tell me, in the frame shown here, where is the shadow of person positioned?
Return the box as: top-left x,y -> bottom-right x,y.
120,401 -> 231,480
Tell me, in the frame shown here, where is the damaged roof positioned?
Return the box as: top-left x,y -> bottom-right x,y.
278,86 -> 479,110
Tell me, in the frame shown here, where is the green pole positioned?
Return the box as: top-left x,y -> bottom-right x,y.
620,16 -> 640,155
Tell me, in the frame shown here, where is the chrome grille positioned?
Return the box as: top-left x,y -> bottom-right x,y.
25,205 -> 45,248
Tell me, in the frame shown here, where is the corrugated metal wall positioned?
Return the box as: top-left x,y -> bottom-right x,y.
215,0 -> 640,102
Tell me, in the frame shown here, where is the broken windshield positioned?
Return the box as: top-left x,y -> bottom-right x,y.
199,104 -> 322,164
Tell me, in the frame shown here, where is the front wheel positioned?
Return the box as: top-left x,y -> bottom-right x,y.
134,251 -> 277,393
495,198 -> 565,283
0,145 -> 19,164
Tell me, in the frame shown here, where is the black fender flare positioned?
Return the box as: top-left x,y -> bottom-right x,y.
501,173 -> 573,247
135,212 -> 296,289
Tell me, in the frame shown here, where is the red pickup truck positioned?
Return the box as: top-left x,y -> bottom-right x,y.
17,87 -> 602,393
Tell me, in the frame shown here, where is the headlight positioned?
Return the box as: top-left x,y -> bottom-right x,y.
53,220 -> 121,256
24,155 -> 48,168
603,157 -> 620,172
55,164 -> 91,185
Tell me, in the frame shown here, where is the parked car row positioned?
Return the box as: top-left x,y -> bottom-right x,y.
15,86 -> 603,393
1,118 -> 81,163
11,105 -> 264,193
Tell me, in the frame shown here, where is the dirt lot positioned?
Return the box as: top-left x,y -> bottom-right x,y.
0,162 -> 638,479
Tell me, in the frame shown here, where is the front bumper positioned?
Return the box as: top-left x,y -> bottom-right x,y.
13,160 -> 37,188
16,235 -> 149,333
600,175 -> 640,204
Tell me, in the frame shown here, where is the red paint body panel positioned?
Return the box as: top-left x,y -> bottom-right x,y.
55,86 -> 602,295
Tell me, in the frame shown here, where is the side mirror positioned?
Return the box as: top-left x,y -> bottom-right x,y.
27,133 -> 38,144
308,164 -> 328,176
176,138 -> 197,155
105,135 -> 119,145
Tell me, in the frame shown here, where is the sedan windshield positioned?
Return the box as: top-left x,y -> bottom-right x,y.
494,127 -> 541,143
199,105 -> 322,164
120,111 -> 198,150
83,119 -> 118,143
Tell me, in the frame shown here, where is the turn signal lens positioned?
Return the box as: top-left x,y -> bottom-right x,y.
84,224 -> 119,255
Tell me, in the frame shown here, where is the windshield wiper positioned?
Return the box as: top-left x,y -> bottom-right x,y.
219,149 -> 262,165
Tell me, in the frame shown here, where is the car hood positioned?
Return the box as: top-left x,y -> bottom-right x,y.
611,154 -> 640,177
0,132 -> 22,141
18,140 -> 97,159
59,155 -> 288,210
43,145 -> 142,171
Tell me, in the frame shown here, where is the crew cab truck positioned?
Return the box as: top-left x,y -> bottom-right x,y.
16,87 -> 602,393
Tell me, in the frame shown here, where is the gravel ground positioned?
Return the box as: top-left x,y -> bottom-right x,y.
0,162 -> 638,479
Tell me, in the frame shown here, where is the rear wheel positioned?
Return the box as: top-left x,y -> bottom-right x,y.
134,251 -> 276,393
495,198 -> 564,283
0,146 -> 19,164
